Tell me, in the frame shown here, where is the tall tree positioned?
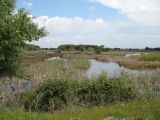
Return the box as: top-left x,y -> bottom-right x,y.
0,0 -> 47,76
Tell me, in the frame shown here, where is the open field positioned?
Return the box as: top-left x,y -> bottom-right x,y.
1,99 -> 160,120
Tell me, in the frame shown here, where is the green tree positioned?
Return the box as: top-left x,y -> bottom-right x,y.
0,0 -> 47,76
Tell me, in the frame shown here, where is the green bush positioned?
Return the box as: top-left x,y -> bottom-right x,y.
0,0 -> 47,77
19,76 -> 137,112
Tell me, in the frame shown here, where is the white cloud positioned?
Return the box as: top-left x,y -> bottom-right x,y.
23,0 -> 33,9
97,0 -> 160,26
31,16 -> 160,48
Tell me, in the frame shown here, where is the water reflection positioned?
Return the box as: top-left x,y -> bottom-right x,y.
86,59 -> 139,78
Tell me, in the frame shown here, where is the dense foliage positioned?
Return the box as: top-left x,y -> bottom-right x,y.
57,44 -> 110,54
26,44 -> 40,51
18,75 -> 137,112
0,0 -> 47,76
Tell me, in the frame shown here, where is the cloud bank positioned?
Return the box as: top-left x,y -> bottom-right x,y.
32,16 -> 160,48
31,0 -> 160,48
97,0 -> 160,25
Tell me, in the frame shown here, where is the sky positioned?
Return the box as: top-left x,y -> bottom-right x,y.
16,0 -> 160,48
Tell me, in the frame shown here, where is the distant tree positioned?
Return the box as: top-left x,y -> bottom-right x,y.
0,0 -> 47,76
57,44 -> 110,54
100,45 -> 104,48
145,47 -> 150,50
26,44 -> 40,51
154,48 -> 160,51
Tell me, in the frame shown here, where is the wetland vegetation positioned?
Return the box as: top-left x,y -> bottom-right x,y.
1,50 -> 160,120
0,0 -> 160,120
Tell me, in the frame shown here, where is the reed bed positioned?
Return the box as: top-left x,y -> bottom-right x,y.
117,60 -> 160,69
24,58 -> 90,86
138,53 -> 160,61
21,51 -> 59,66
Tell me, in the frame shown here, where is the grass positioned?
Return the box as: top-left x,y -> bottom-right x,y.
22,50 -> 160,70
21,51 -> 59,66
61,52 -> 160,69
117,60 -> 160,69
139,53 -> 160,61
117,53 -> 160,69
24,57 -> 90,86
68,58 -> 90,70
0,99 -> 160,120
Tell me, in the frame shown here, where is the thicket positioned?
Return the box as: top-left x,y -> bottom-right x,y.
18,75 -> 137,112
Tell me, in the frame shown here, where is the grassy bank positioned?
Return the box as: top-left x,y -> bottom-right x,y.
60,52 -> 160,69
1,99 -> 159,120
117,60 -> 160,69
139,53 -> 160,61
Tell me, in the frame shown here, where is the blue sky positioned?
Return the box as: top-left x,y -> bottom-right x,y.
16,0 -> 160,48
16,0 -> 126,22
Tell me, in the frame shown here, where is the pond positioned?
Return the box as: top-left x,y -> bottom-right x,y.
86,59 -> 139,78
47,57 -> 140,78
1,57 -> 142,94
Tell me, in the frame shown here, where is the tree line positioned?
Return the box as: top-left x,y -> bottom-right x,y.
57,44 -> 110,54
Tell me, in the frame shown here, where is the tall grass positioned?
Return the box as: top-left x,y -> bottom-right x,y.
139,53 -> 160,61
24,58 -> 89,86
117,60 -> 160,69
117,53 -> 160,69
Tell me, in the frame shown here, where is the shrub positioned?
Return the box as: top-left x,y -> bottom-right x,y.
19,76 -> 137,112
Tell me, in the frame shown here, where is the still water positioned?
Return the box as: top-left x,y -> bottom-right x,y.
86,59 -> 139,78
47,57 -> 140,78
3,57 -> 140,93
